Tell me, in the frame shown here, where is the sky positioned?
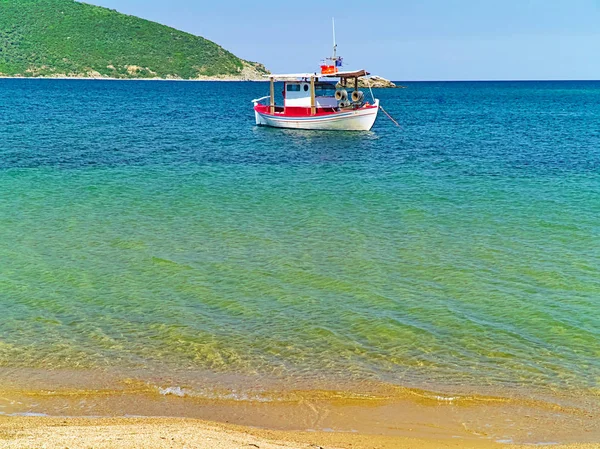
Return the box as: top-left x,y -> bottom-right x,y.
82,0 -> 600,81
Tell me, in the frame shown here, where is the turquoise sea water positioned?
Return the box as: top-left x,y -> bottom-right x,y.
0,79 -> 599,403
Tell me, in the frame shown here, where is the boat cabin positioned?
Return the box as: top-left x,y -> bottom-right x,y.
283,81 -> 338,114
254,69 -> 371,118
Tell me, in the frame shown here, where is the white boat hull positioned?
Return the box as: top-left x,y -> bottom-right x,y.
255,100 -> 379,131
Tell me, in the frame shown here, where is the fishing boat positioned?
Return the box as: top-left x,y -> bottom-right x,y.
252,22 -> 380,131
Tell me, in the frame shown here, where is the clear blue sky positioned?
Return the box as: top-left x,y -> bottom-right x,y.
83,0 -> 599,80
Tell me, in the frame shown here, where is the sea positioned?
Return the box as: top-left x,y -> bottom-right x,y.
0,79 -> 598,432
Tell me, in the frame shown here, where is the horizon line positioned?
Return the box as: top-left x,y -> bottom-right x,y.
392,79 -> 600,82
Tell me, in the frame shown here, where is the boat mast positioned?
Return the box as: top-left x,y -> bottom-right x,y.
332,17 -> 337,60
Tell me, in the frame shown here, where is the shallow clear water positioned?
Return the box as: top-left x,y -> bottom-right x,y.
0,79 -> 599,402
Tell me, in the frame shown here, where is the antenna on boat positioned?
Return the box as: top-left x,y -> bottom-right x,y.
320,18 -> 342,75
332,17 -> 337,60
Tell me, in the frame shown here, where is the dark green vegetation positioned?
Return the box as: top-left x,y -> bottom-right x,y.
0,0 -> 268,79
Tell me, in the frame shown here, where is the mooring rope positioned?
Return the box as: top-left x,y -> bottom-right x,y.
379,105 -> 402,128
365,76 -> 376,104
366,76 -> 401,128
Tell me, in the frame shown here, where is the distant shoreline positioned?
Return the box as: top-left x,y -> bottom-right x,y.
0,75 -> 267,82
2,76 -> 597,82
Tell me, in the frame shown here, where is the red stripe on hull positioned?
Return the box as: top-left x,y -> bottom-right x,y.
254,104 -> 378,118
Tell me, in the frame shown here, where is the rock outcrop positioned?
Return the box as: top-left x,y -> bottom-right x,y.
337,76 -> 403,88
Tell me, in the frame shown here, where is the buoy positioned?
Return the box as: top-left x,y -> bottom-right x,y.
335,89 -> 348,101
351,91 -> 364,102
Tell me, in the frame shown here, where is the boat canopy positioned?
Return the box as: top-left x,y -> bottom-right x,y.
260,69 -> 371,117
264,69 -> 370,80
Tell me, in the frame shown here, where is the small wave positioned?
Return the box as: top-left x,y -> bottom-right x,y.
431,395 -> 459,402
497,437 -> 560,445
158,386 -> 187,397
0,412 -> 49,417
157,386 -> 272,402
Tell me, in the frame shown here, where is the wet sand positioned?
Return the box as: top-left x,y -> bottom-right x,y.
1,370 -> 598,446
1,386 -> 599,447
1,416 -> 600,449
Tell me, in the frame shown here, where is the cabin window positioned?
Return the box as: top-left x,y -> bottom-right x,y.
315,83 -> 336,97
286,84 -> 301,92
303,84 -> 309,92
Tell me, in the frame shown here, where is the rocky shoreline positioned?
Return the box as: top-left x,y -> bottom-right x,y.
0,61 -> 269,82
0,66 -> 402,85
0,74 -> 267,82
338,75 -> 403,88
0,75 -> 266,81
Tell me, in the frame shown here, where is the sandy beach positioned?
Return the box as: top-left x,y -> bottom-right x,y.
4,416 -> 599,449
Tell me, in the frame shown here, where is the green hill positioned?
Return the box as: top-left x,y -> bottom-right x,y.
0,0 -> 268,79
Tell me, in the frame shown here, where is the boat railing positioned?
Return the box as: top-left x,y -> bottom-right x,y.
251,95 -> 271,105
